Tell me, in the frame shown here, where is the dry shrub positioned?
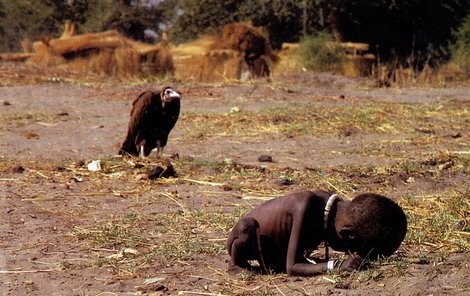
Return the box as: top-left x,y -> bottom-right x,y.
435,62 -> 468,84
20,38 -> 33,53
143,46 -> 174,76
373,60 -> 450,87
275,43 -> 303,74
201,49 -> 241,82
64,49 -> 97,74
60,20 -> 76,39
341,54 -> 375,77
28,41 -> 66,67
393,65 -> 434,85
88,48 -> 114,75
114,46 -> 140,77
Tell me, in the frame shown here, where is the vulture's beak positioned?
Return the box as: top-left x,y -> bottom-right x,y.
162,87 -> 180,108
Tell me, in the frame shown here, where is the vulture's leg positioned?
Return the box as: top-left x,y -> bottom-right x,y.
139,145 -> 146,158
156,147 -> 164,158
155,140 -> 164,158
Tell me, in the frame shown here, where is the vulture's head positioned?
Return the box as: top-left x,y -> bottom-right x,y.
161,86 -> 181,108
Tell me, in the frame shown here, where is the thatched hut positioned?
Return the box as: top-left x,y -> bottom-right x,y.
172,23 -> 278,82
1,22 -> 174,78
32,29 -> 173,77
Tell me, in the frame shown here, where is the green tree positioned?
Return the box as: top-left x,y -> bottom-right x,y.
237,0 -> 327,49
169,0 -> 241,44
79,0 -> 115,33
0,0 -> 54,51
327,0 -> 470,65
0,0 -> 171,51
169,0 -> 328,48
44,0 -> 90,25
451,14 -> 470,74
101,0 -> 169,41
169,0 -> 469,65
0,0 -> 112,51
169,0 -> 329,48
0,2 -> 5,37
297,31 -> 343,72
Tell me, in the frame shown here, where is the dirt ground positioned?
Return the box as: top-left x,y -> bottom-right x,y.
0,62 -> 469,295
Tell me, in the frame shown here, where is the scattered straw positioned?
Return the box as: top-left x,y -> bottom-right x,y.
181,178 -> 226,187
177,292 -> 230,296
30,169 -> 51,180
158,191 -> 189,214
0,268 -> 57,274
450,151 -> 470,154
239,195 -> 274,201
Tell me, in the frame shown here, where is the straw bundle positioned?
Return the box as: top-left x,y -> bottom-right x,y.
17,23 -> 175,78
173,23 -> 278,82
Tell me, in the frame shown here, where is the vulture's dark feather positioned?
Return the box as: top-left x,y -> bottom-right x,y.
119,86 -> 181,157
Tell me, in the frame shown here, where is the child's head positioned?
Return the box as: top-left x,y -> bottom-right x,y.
335,193 -> 407,259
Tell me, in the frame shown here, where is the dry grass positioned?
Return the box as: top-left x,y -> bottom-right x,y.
179,101 -> 469,144
401,190 -> 470,253
67,200 -> 239,276
1,72 -> 468,294
54,146 -> 468,282
0,112 -> 70,127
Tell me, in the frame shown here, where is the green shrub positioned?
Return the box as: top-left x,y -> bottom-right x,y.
451,14 -> 470,74
296,32 -> 344,72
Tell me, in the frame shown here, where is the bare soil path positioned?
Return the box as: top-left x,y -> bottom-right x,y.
0,63 -> 469,295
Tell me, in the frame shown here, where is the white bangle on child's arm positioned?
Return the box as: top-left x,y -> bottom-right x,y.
327,260 -> 337,271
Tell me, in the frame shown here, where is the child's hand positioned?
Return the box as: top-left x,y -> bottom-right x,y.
340,253 -> 365,272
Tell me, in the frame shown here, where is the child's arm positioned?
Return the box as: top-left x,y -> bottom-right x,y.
285,206 -> 328,276
285,204 -> 364,276
287,251 -> 365,276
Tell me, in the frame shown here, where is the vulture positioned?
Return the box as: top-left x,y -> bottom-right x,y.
119,86 -> 181,157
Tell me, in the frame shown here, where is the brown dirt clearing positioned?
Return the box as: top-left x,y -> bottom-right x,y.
0,62 -> 469,295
